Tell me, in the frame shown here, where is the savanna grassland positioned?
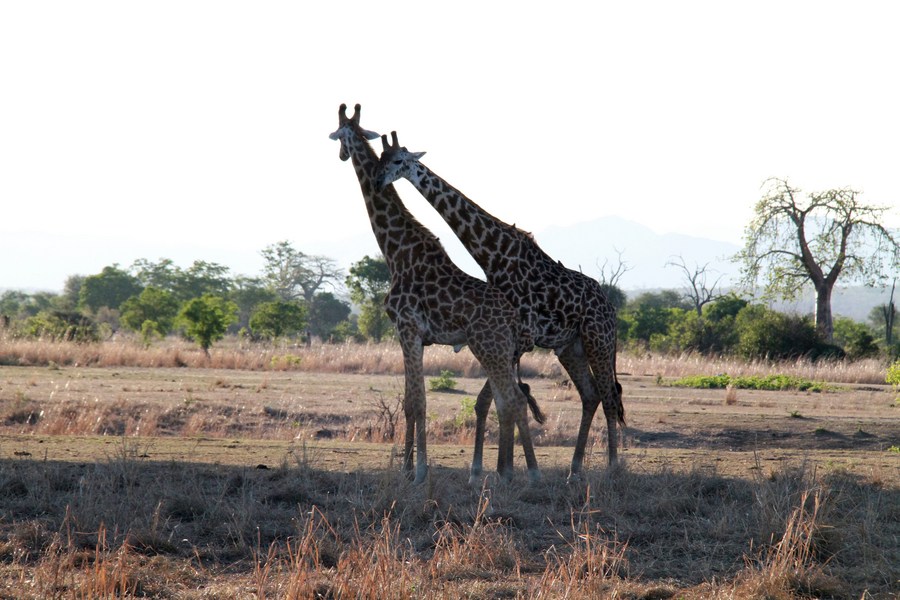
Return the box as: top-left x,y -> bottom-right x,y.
0,336 -> 898,598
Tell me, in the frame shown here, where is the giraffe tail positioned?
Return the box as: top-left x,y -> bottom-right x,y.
518,381 -> 547,425
614,378 -> 626,426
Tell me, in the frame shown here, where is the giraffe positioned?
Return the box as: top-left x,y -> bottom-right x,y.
375,131 -> 625,480
329,104 -> 544,484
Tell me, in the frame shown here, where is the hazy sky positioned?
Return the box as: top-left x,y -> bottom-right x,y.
2,2 -> 899,291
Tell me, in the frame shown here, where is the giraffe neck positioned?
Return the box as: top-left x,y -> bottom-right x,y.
404,162 -> 532,276
344,129 -> 445,274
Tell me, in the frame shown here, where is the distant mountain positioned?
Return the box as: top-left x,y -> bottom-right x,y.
535,216 -> 741,290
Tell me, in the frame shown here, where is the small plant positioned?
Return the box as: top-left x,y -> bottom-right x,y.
671,374 -> 833,392
270,354 -> 302,370
789,410 -> 803,419
429,370 -> 457,392
454,397 -> 477,428
887,360 -> 900,400
888,445 -> 899,454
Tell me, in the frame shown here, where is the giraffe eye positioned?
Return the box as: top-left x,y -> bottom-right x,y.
393,160 -> 402,166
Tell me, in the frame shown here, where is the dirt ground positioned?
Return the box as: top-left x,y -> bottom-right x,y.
1,367 -> 897,478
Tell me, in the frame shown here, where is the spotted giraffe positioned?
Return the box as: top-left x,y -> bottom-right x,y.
376,131 -> 625,480
329,105 -> 544,484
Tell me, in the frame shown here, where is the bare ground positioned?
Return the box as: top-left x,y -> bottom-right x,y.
0,365 -> 898,598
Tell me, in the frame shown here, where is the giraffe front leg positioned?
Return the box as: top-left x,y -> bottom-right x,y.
556,340 -> 601,481
469,381 -> 492,486
399,335 -> 428,483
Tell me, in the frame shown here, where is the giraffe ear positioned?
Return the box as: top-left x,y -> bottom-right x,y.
412,151 -> 426,159
360,128 -> 380,141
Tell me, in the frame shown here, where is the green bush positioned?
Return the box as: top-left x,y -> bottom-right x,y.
429,370 -> 458,392
887,360 -> 900,388
670,374 -> 832,392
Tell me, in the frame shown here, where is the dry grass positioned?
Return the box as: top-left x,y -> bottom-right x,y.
0,449 -> 896,598
0,337 -> 897,597
1,333 -> 891,385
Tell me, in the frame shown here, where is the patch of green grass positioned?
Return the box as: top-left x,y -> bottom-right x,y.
669,374 -> 834,392
429,370 -> 458,392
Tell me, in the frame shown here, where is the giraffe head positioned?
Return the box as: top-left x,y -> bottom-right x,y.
328,103 -> 379,161
375,131 -> 426,190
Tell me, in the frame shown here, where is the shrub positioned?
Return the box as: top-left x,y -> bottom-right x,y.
887,360 -> 900,389
429,370 -> 458,392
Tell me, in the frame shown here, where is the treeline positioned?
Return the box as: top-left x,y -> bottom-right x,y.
0,241 -> 393,353
611,289 -> 897,361
1,240 -> 897,361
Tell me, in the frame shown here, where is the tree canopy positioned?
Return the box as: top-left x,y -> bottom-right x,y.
736,178 -> 900,343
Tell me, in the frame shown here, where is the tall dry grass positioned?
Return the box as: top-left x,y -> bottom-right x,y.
1,332 -> 890,384
1,451 -> 895,598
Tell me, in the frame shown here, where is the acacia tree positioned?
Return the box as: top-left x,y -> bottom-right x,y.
737,178 -> 900,343
260,241 -> 343,302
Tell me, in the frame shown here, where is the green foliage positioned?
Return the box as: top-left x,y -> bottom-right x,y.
734,304 -> 843,360
23,310 -> 99,342
429,370 -> 458,392
887,360 -> 900,388
79,265 -> 142,314
178,295 -> 238,354
228,276 -> 278,331
347,255 -> 393,342
119,287 -> 180,344
270,354 -> 303,369
670,374 -> 833,392
454,397 -> 477,428
832,317 -> 880,360
308,292 -> 352,340
249,300 -> 307,339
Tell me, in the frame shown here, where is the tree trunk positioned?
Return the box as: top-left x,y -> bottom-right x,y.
814,283 -> 834,344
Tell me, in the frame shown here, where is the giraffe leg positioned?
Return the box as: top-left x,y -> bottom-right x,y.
556,339 -> 602,480
399,332 -> 428,484
486,371 -> 541,483
581,319 -> 625,468
514,389 -> 541,483
469,381 -> 493,485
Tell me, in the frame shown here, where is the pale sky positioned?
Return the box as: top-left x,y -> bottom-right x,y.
2,1 -> 899,291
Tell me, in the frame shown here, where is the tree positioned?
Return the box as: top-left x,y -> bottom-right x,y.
737,178 -> 900,344
229,276 -> 278,331
130,258 -> 232,302
174,260 -> 232,301
119,287 -> 180,345
260,241 -> 343,302
870,279 -> 897,349
596,247 -> 631,311
61,275 -> 85,310
79,265 -> 142,314
620,290 -> 689,346
249,300 -> 307,340
178,295 -> 238,355
832,317 -> 879,360
308,292 -> 352,340
666,256 -> 724,317
346,255 -> 393,342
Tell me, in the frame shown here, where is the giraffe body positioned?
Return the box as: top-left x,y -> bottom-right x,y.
330,105 -> 542,484
376,132 -> 625,478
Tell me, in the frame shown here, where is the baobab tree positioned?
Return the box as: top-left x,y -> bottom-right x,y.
737,178 -> 900,343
